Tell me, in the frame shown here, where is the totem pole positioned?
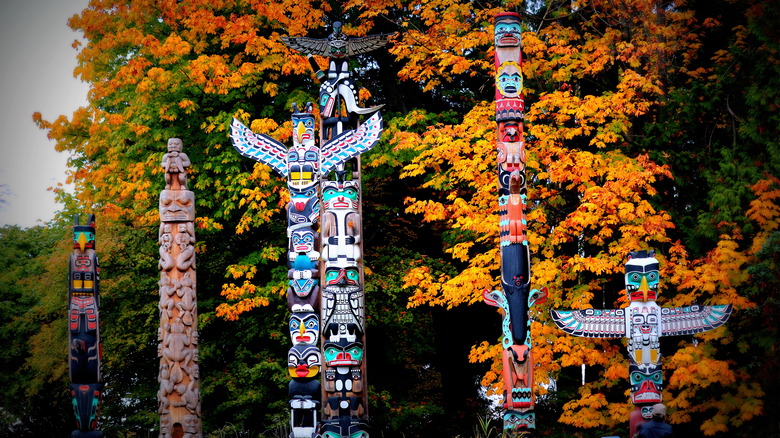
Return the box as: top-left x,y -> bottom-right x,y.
481,12 -> 548,437
158,138 -> 202,438
69,214 -> 103,437
230,97 -> 382,437
550,250 -> 733,435
283,22 -> 392,438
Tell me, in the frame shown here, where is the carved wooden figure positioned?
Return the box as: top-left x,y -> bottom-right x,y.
482,12 -> 549,437
158,138 -> 201,437
550,250 -> 732,435
69,214 -> 104,437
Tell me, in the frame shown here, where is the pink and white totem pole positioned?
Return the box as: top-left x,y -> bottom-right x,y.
551,250 -> 732,435
482,12 -> 548,437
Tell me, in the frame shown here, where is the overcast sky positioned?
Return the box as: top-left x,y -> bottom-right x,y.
0,0 -> 90,228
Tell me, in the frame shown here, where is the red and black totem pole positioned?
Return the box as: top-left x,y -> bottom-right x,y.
68,214 -> 104,437
482,12 -> 548,437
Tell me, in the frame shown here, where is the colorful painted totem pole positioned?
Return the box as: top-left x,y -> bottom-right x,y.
158,138 -> 202,438
283,23 -> 391,438
230,96 -> 382,437
481,12 -> 548,437
69,214 -> 103,437
550,250 -> 733,435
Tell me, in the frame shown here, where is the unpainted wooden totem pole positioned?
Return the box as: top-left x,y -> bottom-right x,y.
551,250 -> 733,436
482,12 -> 548,437
158,138 -> 202,438
69,214 -> 104,437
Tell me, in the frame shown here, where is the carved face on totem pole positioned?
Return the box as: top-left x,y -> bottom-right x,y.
290,227 -> 318,255
494,13 -> 522,48
503,409 -> 535,433
321,418 -> 369,438
625,250 -> 660,302
497,62 -> 523,98
322,182 -> 359,210
287,344 -> 322,379
322,267 -> 365,341
73,215 -> 96,252
287,109 -> 319,191
323,338 -> 364,367
289,311 -> 320,345
629,362 -> 664,404
288,255 -> 320,312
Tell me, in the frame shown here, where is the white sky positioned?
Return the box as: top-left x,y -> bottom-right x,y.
0,0 -> 90,228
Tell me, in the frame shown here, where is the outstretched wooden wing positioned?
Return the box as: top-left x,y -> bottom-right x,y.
281,36 -> 331,56
550,308 -> 626,338
229,118 -> 288,177
320,111 -> 383,175
660,304 -> 732,336
344,34 -> 394,57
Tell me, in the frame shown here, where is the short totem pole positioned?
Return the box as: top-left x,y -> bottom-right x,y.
230,73 -> 383,437
551,250 -> 733,435
69,214 -> 104,437
283,22 -> 391,438
482,12 -> 548,437
158,138 -> 202,437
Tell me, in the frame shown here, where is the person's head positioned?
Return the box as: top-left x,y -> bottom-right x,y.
651,403 -> 666,419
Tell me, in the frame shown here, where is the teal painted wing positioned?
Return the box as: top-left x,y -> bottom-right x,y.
229,118 -> 288,177
320,111 -> 383,175
660,304 -> 732,336
550,308 -> 626,338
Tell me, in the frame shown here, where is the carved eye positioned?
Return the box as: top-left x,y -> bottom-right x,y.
305,151 -> 317,161
288,151 -> 299,161
647,272 -> 658,282
630,273 -> 641,282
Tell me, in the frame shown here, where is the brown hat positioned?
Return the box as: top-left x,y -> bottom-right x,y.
652,403 -> 666,417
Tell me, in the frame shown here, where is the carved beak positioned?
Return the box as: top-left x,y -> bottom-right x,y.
77,233 -> 88,252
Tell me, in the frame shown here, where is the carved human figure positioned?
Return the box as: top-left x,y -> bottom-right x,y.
176,272 -> 197,326
175,223 -> 196,271
159,224 -> 175,271
161,137 -> 191,189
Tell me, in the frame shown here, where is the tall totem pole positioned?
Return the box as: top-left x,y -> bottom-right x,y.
482,12 -> 548,437
230,22 -> 388,435
158,138 -> 202,437
283,22 -> 391,438
69,214 -> 104,437
551,250 -> 733,435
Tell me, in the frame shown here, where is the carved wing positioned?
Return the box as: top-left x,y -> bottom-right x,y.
229,118 -> 288,177
660,304 -> 732,336
319,111 -> 383,175
550,309 -> 626,338
344,34 -> 394,56
281,36 -> 331,56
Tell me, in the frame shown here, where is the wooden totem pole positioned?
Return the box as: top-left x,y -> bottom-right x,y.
230,42 -> 384,435
69,214 -> 104,437
551,250 -> 733,436
283,21 -> 391,438
158,138 -> 202,438
482,12 -> 548,437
